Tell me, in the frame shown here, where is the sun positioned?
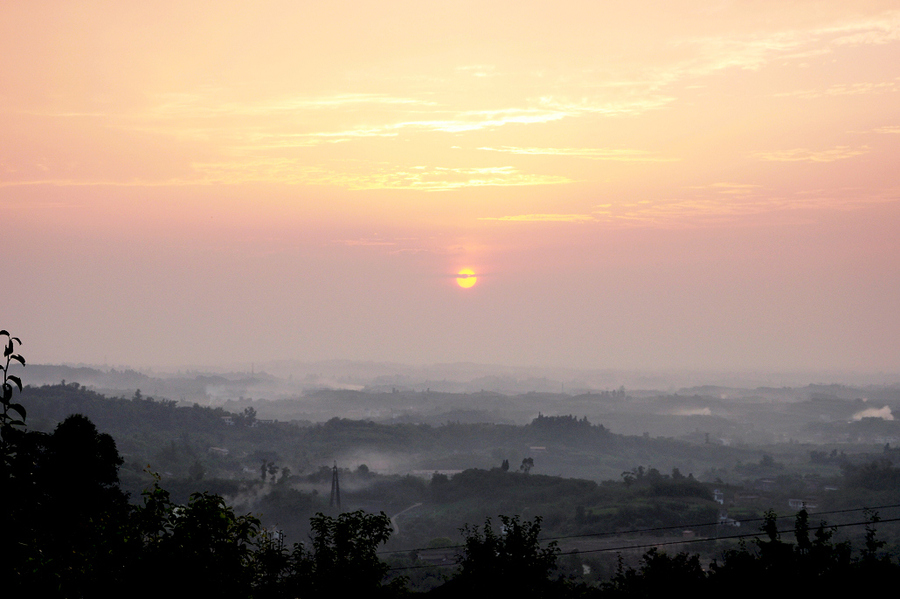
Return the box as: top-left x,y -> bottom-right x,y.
456,268 -> 477,288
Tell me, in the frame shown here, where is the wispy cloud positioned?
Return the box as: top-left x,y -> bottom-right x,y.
587,186 -> 897,228
455,64 -> 497,78
829,11 -> 900,46
228,108 -> 571,150
347,166 -> 571,192
190,159 -> 330,185
774,80 -> 898,99
478,213 -> 595,223
491,180 -> 897,229
624,10 -> 900,98
0,177 -> 196,188
754,145 -> 869,162
525,20 -> 888,122
150,92 -> 437,118
190,160 -> 571,191
689,183 -> 762,195
8,9 -> 899,197
537,94 -> 676,117
332,238 -> 397,247
477,146 -> 676,162
395,108 -> 569,133
235,129 -> 400,150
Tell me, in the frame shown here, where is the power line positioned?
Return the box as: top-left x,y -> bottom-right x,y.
380,504 -> 900,571
378,502 -> 900,558
553,515 -> 900,559
542,502 -> 900,544
386,515 -> 900,572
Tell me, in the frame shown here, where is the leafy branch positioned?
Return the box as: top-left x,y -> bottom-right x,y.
1,329 -> 27,435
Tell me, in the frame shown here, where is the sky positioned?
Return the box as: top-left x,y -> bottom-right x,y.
2,1 -> 899,374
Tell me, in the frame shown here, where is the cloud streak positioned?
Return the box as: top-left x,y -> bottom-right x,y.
189,161 -> 571,191
477,146 -> 676,161
478,213 -> 595,223
754,146 -> 870,162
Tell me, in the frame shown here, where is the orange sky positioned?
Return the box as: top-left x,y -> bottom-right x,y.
3,1 -> 899,373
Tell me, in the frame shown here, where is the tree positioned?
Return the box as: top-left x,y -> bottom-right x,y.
0,330 -> 409,598
861,509 -> 886,563
189,459 -> 206,481
278,466 -> 291,484
605,547 -> 705,597
288,510 -> 404,598
133,480 -> 263,599
236,406 -> 257,427
449,515 -> 561,598
794,508 -> 811,555
1,338 -> 133,598
760,453 -> 780,468
520,457 -> 534,474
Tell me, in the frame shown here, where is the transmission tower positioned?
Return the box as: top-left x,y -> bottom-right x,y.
329,461 -> 341,509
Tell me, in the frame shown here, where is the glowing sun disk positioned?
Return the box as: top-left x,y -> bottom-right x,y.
456,268 -> 477,288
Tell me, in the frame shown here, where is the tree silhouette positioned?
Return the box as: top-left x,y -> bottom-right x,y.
448,515 -> 561,599
132,479 -> 263,599
605,547 -> 705,597
287,510 -> 403,598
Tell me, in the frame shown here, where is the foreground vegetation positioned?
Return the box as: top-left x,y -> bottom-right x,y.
5,330 -> 900,597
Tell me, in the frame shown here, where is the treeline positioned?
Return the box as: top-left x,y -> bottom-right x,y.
3,360 -> 403,597
4,333 -> 900,597
2,415 -> 403,598
599,509 -> 899,598
4,409 -> 897,599
17,382 -> 634,486
20,381 -> 233,434
13,382 -> 728,551
19,382 -> 698,473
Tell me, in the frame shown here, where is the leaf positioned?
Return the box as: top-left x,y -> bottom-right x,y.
9,403 -> 26,420
7,375 -> 22,392
11,337 -> 20,344
10,354 -> 24,366
0,330 -> 8,337
4,341 -> 11,357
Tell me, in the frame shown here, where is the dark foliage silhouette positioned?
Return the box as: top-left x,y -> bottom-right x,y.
439,515 -> 563,599
4,329 -> 900,598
